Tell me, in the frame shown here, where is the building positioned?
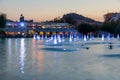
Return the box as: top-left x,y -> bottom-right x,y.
40,22 -> 73,29
6,14 -> 37,28
20,14 -> 24,22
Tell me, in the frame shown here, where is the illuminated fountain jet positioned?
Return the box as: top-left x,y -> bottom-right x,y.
102,34 -> 104,41
57,34 -> 62,43
33,34 -> 40,40
90,36 -> 94,40
53,35 -> 57,44
117,34 -> 119,39
87,35 -> 89,39
84,35 -> 87,41
73,33 -> 77,41
45,35 -> 48,39
89,33 -> 94,40
69,34 -> 72,42
33,34 -> 36,40
37,35 -> 40,40
107,34 -> 111,40
50,35 -> 53,41
74,37 -> 77,41
61,34 -> 65,42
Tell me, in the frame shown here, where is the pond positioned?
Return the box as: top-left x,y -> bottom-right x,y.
0,38 -> 120,80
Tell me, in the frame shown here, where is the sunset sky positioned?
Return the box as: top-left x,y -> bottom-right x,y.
0,0 -> 120,22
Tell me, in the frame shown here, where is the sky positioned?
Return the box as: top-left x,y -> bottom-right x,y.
0,0 -> 120,22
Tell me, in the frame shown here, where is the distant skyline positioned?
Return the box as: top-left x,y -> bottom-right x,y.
0,0 -> 120,22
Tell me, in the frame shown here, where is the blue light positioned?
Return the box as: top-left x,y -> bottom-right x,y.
20,22 -> 24,27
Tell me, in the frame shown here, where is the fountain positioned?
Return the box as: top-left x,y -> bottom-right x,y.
53,35 -> 57,44
45,35 -> 48,39
102,34 -> 104,41
2,34 -> 120,80
83,35 -> 87,41
33,34 -> 40,40
107,33 -> 111,40
117,34 -> 120,39
61,34 -> 65,42
69,34 -> 72,42
57,34 -> 62,43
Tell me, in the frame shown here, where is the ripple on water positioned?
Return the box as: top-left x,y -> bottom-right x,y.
84,42 -> 113,45
44,43 -> 63,46
41,47 -> 76,52
101,54 -> 120,59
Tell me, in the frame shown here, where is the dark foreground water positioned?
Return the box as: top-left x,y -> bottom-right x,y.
1,38 -> 120,80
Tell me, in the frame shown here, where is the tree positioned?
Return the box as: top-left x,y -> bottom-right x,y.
0,13 -> 7,37
53,16 -> 62,23
101,22 -> 118,34
0,13 -> 6,28
62,16 -> 76,25
114,24 -> 120,34
77,23 -> 96,34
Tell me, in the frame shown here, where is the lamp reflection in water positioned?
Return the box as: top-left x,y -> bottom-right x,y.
8,39 -> 12,59
32,40 -> 43,73
19,39 -> 26,75
8,39 -> 12,73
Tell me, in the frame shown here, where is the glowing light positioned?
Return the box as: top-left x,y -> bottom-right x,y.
84,35 -> 87,41
37,35 -> 40,40
117,34 -> 120,39
18,32 -> 20,34
54,35 -> 57,44
69,34 -> 72,42
20,22 -> 25,27
58,35 -> 61,43
102,34 -> 104,41
63,48 -> 66,50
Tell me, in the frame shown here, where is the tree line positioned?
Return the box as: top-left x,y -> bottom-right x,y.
53,15 -> 120,35
76,22 -> 120,35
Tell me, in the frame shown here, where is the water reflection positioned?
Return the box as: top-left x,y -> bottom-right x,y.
0,39 -> 7,78
8,39 -> 12,59
19,39 -> 26,74
101,54 -> 120,58
1,38 -> 120,80
32,40 -> 43,73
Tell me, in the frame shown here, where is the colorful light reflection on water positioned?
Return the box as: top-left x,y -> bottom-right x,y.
0,38 -> 120,80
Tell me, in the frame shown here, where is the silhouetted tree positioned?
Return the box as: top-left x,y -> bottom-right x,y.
62,16 -> 76,25
0,13 -> 6,28
101,22 -> 118,34
53,16 -> 62,23
77,23 -> 96,34
0,13 -> 6,37
114,24 -> 120,34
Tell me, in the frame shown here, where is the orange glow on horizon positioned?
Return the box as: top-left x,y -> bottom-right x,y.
7,13 -> 104,22
1,0 -> 120,22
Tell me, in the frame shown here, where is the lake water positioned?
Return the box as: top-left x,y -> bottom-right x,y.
1,38 -> 120,80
